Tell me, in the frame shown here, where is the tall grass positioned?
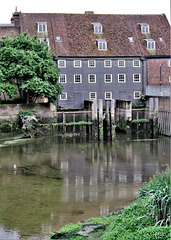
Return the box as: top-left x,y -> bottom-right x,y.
138,168 -> 171,226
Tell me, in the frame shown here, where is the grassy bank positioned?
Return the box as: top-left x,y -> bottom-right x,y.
50,168 -> 171,240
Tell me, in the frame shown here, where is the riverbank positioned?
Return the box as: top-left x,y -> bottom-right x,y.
50,168 -> 171,240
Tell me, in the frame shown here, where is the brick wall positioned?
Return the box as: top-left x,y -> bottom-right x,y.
147,58 -> 170,86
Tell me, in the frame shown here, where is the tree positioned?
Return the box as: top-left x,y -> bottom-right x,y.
0,32 -> 63,105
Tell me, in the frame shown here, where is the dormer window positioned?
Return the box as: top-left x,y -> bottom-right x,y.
37,22 -> 47,33
92,23 -> 102,34
96,39 -> 107,51
139,23 -> 149,34
145,39 -> 155,50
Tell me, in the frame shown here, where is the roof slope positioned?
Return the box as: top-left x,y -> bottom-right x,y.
19,12 -> 171,57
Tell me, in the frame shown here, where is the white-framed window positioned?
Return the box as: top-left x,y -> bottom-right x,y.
96,39 -> 107,50
88,74 -> 96,83
104,60 -> 112,67
88,60 -> 96,68
140,24 -> 149,34
104,74 -> 112,83
145,39 -> 155,50
105,92 -> 112,100
118,60 -> 125,67
58,60 -> 66,68
92,23 -> 102,34
60,92 -> 67,100
133,74 -> 141,82
59,74 -> 67,83
74,60 -> 82,68
133,60 -> 140,67
134,91 -> 141,99
37,22 -> 47,33
118,74 -> 126,83
89,92 -> 97,100
38,38 -> 49,47
74,74 -> 82,83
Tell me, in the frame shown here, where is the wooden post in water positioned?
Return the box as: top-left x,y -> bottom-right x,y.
63,112 -> 66,134
110,99 -> 115,140
92,100 -> 98,140
98,99 -> 103,141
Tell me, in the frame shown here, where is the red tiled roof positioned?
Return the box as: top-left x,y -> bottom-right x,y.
10,12 -> 171,57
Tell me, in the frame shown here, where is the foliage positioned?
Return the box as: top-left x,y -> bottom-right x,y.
137,168 -> 171,226
0,32 -> 63,105
132,119 -> 148,123
19,110 -> 33,116
132,94 -> 146,109
50,169 -> 171,240
58,222 -> 82,234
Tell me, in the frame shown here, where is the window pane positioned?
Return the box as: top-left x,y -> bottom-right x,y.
89,92 -> 96,99
133,60 -> 140,67
105,92 -> 112,99
118,60 -> 125,67
88,60 -> 96,67
104,60 -> 112,67
89,74 -> 96,83
60,93 -> 67,100
74,60 -> 81,67
58,60 -> 66,68
105,74 -> 112,83
74,75 -> 82,83
118,74 -> 125,82
133,74 -> 140,82
59,75 -> 66,83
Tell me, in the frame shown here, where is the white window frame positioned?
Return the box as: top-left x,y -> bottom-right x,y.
88,60 -> 96,68
118,60 -> 125,67
96,39 -> 107,51
37,22 -> 47,33
104,74 -> 112,83
59,74 -> 67,83
145,39 -> 155,50
60,92 -> 67,100
134,91 -> 141,99
105,92 -> 112,100
140,24 -> 149,34
104,60 -> 112,68
74,60 -> 82,68
133,74 -> 141,82
89,92 -> 97,100
92,23 -> 102,34
133,60 -> 140,67
118,74 -> 126,83
74,74 -> 82,83
88,74 -> 96,83
58,60 -> 66,68
38,38 -> 49,47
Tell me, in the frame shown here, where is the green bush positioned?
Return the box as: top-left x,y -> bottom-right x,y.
19,110 -> 33,116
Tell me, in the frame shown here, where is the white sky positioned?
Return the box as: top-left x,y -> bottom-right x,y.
0,0 -> 170,23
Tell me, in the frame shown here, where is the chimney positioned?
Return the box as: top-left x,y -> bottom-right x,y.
11,7 -> 20,27
85,11 -> 94,14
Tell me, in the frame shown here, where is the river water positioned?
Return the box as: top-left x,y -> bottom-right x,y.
0,134 -> 170,240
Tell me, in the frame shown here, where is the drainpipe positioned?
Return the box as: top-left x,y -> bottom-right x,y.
140,56 -> 146,96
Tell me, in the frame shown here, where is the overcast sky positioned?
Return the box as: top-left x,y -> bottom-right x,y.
1,0 -> 170,23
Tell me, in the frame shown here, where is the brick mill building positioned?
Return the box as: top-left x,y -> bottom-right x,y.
0,11 -> 170,109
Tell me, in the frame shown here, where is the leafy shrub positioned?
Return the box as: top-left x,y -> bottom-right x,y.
19,110 -> 33,116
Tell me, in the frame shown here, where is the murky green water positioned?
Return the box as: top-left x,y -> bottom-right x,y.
0,134 -> 170,240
